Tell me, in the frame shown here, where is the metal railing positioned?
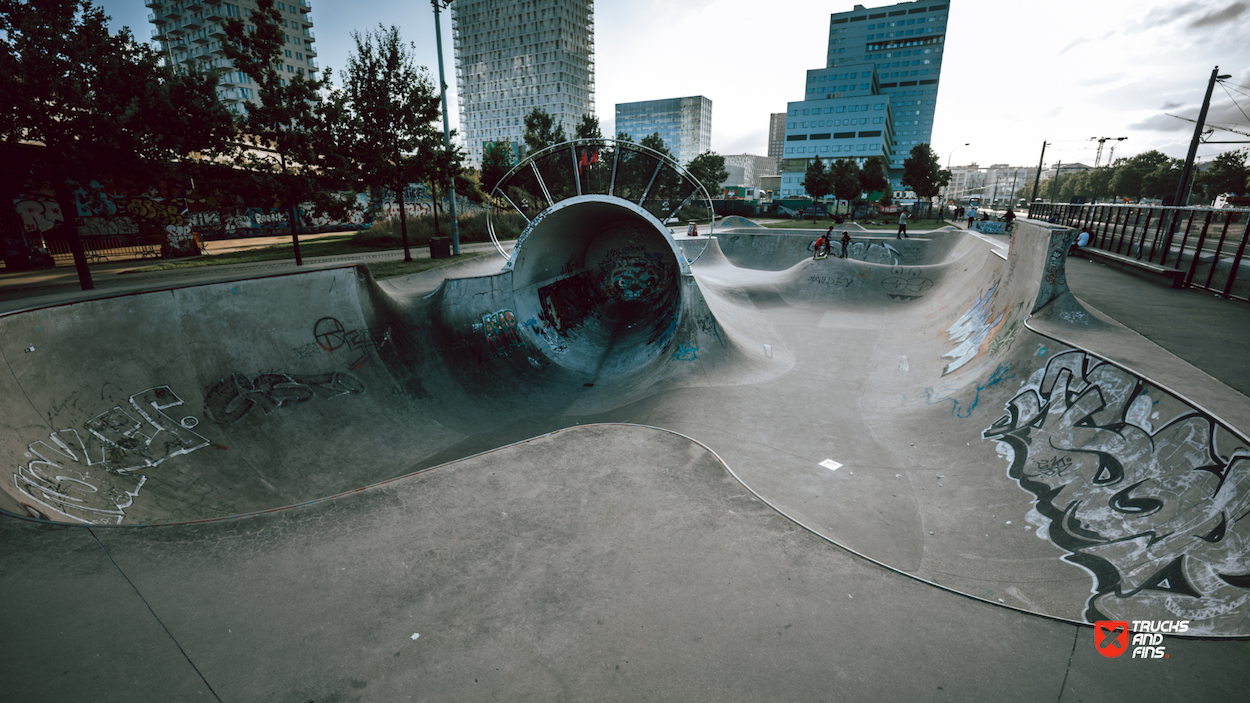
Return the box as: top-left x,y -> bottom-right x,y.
1028,202 -> 1250,302
44,234 -> 167,264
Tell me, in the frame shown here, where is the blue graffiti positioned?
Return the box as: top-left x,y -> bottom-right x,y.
925,363 -> 1015,419
673,343 -> 698,360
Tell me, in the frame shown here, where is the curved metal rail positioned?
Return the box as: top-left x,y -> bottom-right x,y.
485,138 -> 716,261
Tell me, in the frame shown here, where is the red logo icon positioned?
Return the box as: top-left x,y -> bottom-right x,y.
1094,620 -> 1130,658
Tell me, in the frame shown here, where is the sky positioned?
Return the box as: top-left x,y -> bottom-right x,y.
100,0 -> 1250,171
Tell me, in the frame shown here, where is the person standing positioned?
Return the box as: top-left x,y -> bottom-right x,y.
1003,208 -> 1017,231
897,210 -> 910,239
840,230 -> 852,258
966,206 -> 978,229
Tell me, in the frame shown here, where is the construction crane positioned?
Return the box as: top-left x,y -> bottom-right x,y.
1089,136 -> 1128,167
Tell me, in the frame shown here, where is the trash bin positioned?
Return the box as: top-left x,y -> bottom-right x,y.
429,236 -> 451,259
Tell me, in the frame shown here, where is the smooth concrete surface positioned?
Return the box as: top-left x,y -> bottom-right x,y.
3,214 -> 1250,699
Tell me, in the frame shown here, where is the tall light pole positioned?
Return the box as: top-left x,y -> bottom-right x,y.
1173,66 -> 1230,207
943,142 -> 968,215
432,0 -> 461,255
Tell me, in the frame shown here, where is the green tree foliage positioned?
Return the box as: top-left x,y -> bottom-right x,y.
523,107 -> 567,155
1195,150 -> 1250,201
480,141 -> 516,194
859,156 -> 890,201
0,0 -> 233,279
1141,157 -> 1184,202
686,151 -> 728,200
801,156 -> 832,202
639,132 -> 673,160
223,0 -> 343,262
574,114 -> 603,141
901,144 -> 950,214
339,24 -> 441,260
1106,150 -> 1170,201
829,158 -> 862,214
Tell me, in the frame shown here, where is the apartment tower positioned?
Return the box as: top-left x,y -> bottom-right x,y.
451,0 -> 596,166
145,0 -> 319,112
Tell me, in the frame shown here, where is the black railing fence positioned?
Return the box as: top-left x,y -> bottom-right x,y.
1028,203 -> 1250,302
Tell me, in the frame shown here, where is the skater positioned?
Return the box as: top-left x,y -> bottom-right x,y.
808,231 -> 830,260
840,230 -> 852,258
1002,208 -> 1017,232
966,205 -> 978,229
897,210 -> 910,239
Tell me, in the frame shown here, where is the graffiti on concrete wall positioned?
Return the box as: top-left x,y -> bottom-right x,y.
845,240 -> 903,265
941,282 -> 1023,376
881,267 -> 935,302
481,310 -> 524,358
203,371 -> 364,427
598,246 -> 674,304
983,350 -> 1250,633
309,317 -> 422,370
13,386 -> 209,524
538,271 -> 605,335
14,198 -> 65,234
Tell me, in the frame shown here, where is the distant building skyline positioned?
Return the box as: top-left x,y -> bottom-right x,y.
614,95 -> 712,166
767,113 -> 786,176
451,0 -> 596,166
146,0 -> 320,112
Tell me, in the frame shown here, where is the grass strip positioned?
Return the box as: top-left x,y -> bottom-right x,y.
365,253 -> 485,280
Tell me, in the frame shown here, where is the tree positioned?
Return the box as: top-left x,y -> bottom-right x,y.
639,132 -> 673,160
0,0 -> 233,281
523,107 -> 567,155
829,158 -> 862,216
1141,158 -> 1184,203
341,25 -> 441,261
223,0 -> 337,265
901,144 -> 950,216
686,151 -> 728,200
859,156 -> 890,204
801,156 -> 832,219
1107,150 -> 1170,201
480,141 -> 516,195
574,114 -> 602,141
1195,150 -> 1250,202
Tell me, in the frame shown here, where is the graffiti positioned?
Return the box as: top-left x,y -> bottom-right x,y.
311,317 -> 421,369
808,275 -> 854,288
985,314 -> 1025,358
482,310 -> 524,358
77,216 -> 140,236
14,198 -> 65,233
523,317 -> 568,354
13,386 -> 209,524
941,283 -> 1022,376
1043,249 -> 1066,286
973,221 -> 1007,234
845,240 -> 903,265
1060,309 -> 1089,325
598,246 -> 674,303
881,267 -> 934,302
983,350 -> 1250,632
924,363 -> 1014,418
203,371 -> 364,427
673,343 -> 699,360
538,271 -> 605,335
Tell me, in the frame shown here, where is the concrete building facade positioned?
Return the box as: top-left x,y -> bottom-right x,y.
778,62 -> 894,198
825,0 -> 950,194
451,0 -> 595,166
614,96 -> 712,166
146,0 -> 319,113
767,112 -> 787,176
722,154 -> 778,189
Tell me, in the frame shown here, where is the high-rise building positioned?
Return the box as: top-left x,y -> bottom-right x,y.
614,96 -> 712,166
146,0 -> 320,113
767,113 -> 787,175
827,1 -> 950,191
777,62 -> 894,198
723,154 -> 779,189
452,0 -> 595,167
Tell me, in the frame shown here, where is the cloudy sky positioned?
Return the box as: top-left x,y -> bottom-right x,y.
101,0 -> 1250,170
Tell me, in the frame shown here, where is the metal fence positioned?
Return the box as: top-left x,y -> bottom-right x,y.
1027,203 -> 1250,302
44,233 -> 172,264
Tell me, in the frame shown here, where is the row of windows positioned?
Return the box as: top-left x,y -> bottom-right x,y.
789,116 -> 884,129
785,144 -> 879,155
790,103 -> 884,117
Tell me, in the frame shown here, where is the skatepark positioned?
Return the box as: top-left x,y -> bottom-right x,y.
2,143 -> 1249,701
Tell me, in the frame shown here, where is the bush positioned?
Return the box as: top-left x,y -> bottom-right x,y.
351,210 -> 529,248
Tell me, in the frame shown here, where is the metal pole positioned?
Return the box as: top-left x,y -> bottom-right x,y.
1173,67 -> 1226,207
432,0 -> 460,255
1030,141 -> 1047,203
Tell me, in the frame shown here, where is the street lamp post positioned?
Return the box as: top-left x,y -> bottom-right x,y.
432,0 -> 461,255
943,142 -> 968,218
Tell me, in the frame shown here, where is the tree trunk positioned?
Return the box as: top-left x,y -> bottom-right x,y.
397,179 -> 412,262
290,202 -> 302,266
430,181 -> 441,239
54,178 -> 93,290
